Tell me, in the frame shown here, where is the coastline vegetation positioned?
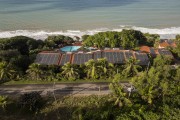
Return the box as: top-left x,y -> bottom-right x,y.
0,30 -> 180,119
0,29 -> 164,84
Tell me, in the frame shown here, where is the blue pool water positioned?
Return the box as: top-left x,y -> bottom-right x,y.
60,46 -> 81,52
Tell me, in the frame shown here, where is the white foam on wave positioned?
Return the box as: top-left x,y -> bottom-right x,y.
0,26 -> 180,40
131,26 -> 180,39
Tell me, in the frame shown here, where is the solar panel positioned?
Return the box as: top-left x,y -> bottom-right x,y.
52,54 -> 57,65
102,52 -> 114,63
113,52 -> 122,64
35,54 -> 41,63
73,53 -> 93,65
45,54 -> 51,64
52,54 -> 59,65
35,50 -> 151,66
73,54 -> 80,65
40,54 -> 46,64
134,52 -> 149,65
47,54 -> 52,65
163,50 -> 172,56
118,52 -> 125,64
112,52 -> 116,63
60,54 -> 71,65
35,53 -> 61,65
94,52 -> 102,60
100,51 -> 125,64
124,51 -> 133,60
38,54 -> 45,64
158,49 -> 172,57
84,54 -> 93,63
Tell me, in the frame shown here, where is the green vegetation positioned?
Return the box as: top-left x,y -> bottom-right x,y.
45,35 -> 74,48
18,92 -> 44,112
61,62 -> 80,81
9,58 -> 137,83
0,32 -> 174,84
144,33 -> 160,47
0,61 -> 17,81
82,29 -> 160,49
0,58 -> 179,119
0,35 -> 75,83
171,35 -> 180,58
0,96 -> 7,110
122,57 -> 141,78
176,34 -> 180,41
0,32 -> 179,119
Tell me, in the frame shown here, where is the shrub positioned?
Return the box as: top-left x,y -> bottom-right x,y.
0,96 -> 7,110
18,92 -> 43,112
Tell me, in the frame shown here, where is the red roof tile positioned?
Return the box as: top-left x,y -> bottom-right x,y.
159,41 -> 177,48
140,46 -> 151,53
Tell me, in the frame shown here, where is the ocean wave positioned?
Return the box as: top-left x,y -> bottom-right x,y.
0,26 -> 180,40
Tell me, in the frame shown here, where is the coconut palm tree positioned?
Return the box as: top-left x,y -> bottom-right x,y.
97,58 -> 108,76
97,58 -> 115,78
85,59 -> 99,79
61,62 -> 79,80
0,96 -> 7,110
122,57 -> 141,78
26,63 -> 43,80
109,78 -> 132,108
0,61 -> 16,81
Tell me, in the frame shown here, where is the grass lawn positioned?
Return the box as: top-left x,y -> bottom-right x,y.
2,78 -> 131,85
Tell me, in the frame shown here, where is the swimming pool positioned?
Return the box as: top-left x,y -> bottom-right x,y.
60,46 -> 81,52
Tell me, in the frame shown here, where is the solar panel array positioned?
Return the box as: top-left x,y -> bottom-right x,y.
102,52 -> 114,63
94,52 -> 102,60
59,54 -> 71,65
35,50 -> 151,66
158,49 -> 173,57
72,53 -> 93,65
124,51 -> 133,60
117,52 -> 125,64
35,53 -> 60,65
102,52 -> 125,64
134,53 -> 149,65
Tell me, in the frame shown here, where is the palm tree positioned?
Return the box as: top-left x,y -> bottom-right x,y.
97,58 -> 115,78
122,57 -> 141,78
85,59 -> 99,79
61,62 -> 79,80
109,78 -> 132,108
0,61 -> 16,81
132,67 -> 160,105
26,63 -> 43,80
0,96 -> 7,110
97,58 -> 108,77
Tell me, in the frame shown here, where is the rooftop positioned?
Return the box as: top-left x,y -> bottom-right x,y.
35,50 -> 150,66
159,40 -> 177,48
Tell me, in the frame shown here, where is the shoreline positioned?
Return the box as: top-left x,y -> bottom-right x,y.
0,26 -> 180,40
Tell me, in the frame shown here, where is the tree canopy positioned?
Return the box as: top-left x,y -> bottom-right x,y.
143,33 -> 160,47
83,30 -> 149,49
45,35 -> 74,48
0,36 -> 43,55
176,34 -> 180,41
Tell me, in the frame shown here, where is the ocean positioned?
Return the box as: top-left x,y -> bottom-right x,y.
0,0 -> 180,39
